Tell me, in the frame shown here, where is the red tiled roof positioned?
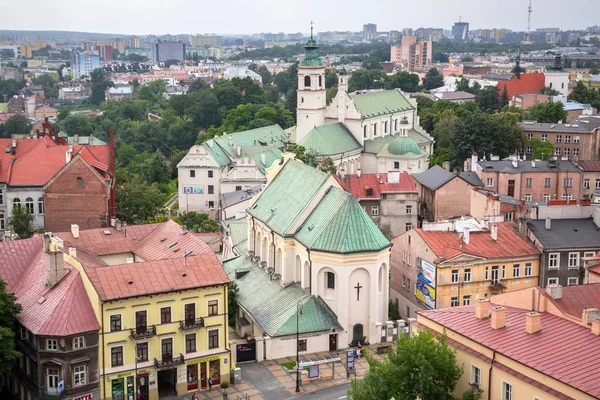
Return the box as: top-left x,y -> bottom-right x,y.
0,139 -> 39,183
84,255 -> 229,301
415,222 -> 540,261
418,306 -> 600,398
0,112 -> 22,122
541,283 -> 600,320
578,160 -> 600,172
334,173 -> 417,200
497,72 -> 545,99
0,237 -> 99,335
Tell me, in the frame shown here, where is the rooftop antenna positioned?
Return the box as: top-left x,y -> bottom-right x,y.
310,20 -> 314,40
527,0 -> 533,36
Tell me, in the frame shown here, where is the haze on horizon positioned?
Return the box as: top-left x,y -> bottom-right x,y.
0,0 -> 596,36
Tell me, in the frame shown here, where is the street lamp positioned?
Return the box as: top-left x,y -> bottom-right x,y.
295,301 -> 304,393
134,350 -> 142,400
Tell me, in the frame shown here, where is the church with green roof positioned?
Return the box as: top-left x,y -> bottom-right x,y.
294,32 -> 434,175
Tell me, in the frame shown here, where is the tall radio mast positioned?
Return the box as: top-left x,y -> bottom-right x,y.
527,0 -> 533,35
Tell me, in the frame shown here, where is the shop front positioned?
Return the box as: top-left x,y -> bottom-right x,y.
184,354 -> 229,393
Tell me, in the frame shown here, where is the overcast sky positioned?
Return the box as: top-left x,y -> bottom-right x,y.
0,0 -> 596,36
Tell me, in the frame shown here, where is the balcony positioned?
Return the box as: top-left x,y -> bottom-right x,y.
179,318 -> 204,331
154,353 -> 185,370
129,325 -> 156,340
488,280 -> 507,291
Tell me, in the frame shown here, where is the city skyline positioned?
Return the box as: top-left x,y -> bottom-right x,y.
0,0 -> 598,36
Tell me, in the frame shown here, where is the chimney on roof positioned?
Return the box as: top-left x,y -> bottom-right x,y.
525,311 -> 541,334
546,284 -> 562,300
545,217 -> 551,230
74,133 -> 78,144
126,257 -> 134,264
490,223 -> 498,241
11,139 -> 16,149
463,226 -> 470,245
357,168 -> 361,178
260,152 -> 266,166
511,159 -> 518,168
68,247 -> 77,258
531,160 -> 536,168
47,249 -> 66,288
592,319 -> 600,336
89,133 -> 93,143
471,150 -> 477,172
475,298 -> 490,319
442,161 -> 451,171
490,306 -> 506,329
43,232 -> 53,252
582,308 -> 600,325
482,217 -> 489,230
71,224 -> 80,238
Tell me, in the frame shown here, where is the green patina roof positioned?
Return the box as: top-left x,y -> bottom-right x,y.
298,123 -> 361,156
388,136 -> 422,156
223,255 -> 343,337
294,186 -> 391,254
203,140 -> 231,167
223,217 -> 248,248
351,89 -> 414,118
299,34 -> 324,67
247,160 -> 329,236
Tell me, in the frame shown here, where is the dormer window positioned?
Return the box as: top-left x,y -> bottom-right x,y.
365,187 -> 373,196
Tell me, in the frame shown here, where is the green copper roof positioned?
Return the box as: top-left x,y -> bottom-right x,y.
247,160 -> 329,236
294,186 -> 391,254
298,123 -> 361,156
350,89 -> 413,118
388,136 -> 422,156
223,255 -> 343,337
299,33 -> 324,67
203,140 -> 231,166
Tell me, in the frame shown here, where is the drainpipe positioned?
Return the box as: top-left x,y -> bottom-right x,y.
251,217 -> 256,254
101,302 -> 106,400
307,248 -> 312,295
224,284 -> 231,372
271,230 -> 276,271
487,350 -> 496,400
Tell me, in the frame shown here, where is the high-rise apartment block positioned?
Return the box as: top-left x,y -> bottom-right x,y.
363,23 -> 377,41
452,21 -> 469,41
151,40 -> 186,64
390,35 -> 432,71
71,51 -> 100,79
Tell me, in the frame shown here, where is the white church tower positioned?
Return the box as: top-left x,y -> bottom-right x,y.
296,25 -> 326,143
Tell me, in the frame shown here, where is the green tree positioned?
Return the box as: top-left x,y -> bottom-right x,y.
539,86 -> 560,96
90,68 -> 114,104
529,138 -> 554,160
213,81 -> 244,111
188,78 -> 208,93
361,57 -> 383,70
0,280 -> 21,376
116,180 -> 164,224
325,69 -> 338,89
0,79 -> 27,101
169,149 -> 188,179
8,204 -> 34,239
527,101 -> 567,123
422,68 -> 445,90
461,56 -> 474,62
500,86 -> 509,108
385,71 -> 420,92
61,114 -> 93,136
178,211 -> 220,232
348,69 -> 386,92
187,89 -> 223,130
163,59 -> 181,68
317,157 -> 336,174
138,79 -> 167,108
348,330 -> 463,400
433,109 -> 458,148
256,65 -> 273,86
388,300 -> 400,321
288,145 -> 315,166
476,86 -> 500,113
228,281 -> 239,327
455,77 -> 471,92
589,67 -> 599,75
144,150 -> 170,184
326,86 -> 338,105
3,114 -> 32,136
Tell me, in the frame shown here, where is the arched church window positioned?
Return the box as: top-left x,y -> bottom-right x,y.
304,75 -> 311,88
363,125 -> 367,138
318,75 -> 322,88
301,97 -> 304,103
394,119 -> 398,132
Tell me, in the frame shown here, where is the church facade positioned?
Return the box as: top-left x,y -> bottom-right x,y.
295,35 -> 434,175
223,158 -> 392,360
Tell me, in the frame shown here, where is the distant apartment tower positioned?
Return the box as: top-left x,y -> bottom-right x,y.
363,23 -> 377,40
390,35 -> 432,71
71,51 -> 100,79
151,40 -> 186,64
96,45 -> 113,61
189,34 -> 224,47
415,28 -> 444,42
452,20 -> 469,41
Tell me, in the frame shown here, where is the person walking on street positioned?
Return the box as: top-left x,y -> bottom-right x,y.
191,394 -> 197,400
208,377 -> 213,391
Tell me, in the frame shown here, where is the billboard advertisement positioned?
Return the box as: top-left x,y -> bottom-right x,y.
416,259 -> 436,309
183,186 -> 204,194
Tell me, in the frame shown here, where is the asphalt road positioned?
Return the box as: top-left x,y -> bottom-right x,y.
295,382 -> 351,400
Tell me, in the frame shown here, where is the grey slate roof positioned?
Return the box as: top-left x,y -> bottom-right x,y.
528,219 -> 600,250
520,116 -> 600,133
459,171 -> 483,187
482,72 -> 513,81
223,255 -> 343,337
413,165 -> 456,191
477,160 -> 580,173
220,186 -> 263,208
437,91 -> 476,101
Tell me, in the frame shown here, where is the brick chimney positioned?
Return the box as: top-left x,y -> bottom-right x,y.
490,223 -> 498,241
475,298 -> 490,319
582,308 -> 600,325
592,319 -> 600,336
68,247 -> 77,258
47,250 -> 66,288
546,284 -> 562,300
491,306 -> 506,329
525,311 -> 541,334
463,227 -> 470,245
545,217 -> 551,230
71,224 -> 80,238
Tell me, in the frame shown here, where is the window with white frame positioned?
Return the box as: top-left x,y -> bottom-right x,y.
405,222 -> 412,231
548,277 -> 559,286
464,268 -> 471,282
544,177 -> 551,187
596,179 -> 600,189
548,253 -> 560,269
20,328 -> 28,340
541,134 -> 547,142
502,265 -> 506,279
402,275 -> 406,287
584,251 -> 596,258
568,252 -> 580,269
584,179 -> 591,189
525,263 -> 532,276
471,365 -> 481,387
73,337 -> 84,349
505,212 -> 513,221
73,365 -> 86,386
563,178 -> 573,188
574,135 -> 580,143
486,178 -> 494,187
407,253 -> 411,266
502,381 -> 513,400
556,135 -> 562,143
543,193 -> 550,202
574,148 -> 579,156
525,194 -> 532,202
406,205 -> 412,214
565,135 -> 571,143
0,214 -> 4,231
564,148 -> 571,156
567,277 -> 579,286
527,133 -> 533,140
526,146 -> 532,154
371,206 -> 379,216
525,178 -> 532,187
450,297 -> 459,307
47,368 -> 59,392
562,193 -> 573,200
513,264 -> 520,278
554,148 -> 561,156
46,339 -> 57,351
451,269 -> 459,283
463,295 -> 471,306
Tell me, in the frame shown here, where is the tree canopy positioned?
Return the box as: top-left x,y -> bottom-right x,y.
422,68 -> 445,90
3,114 -> 32,136
0,280 -> 21,376
527,101 -> 567,123
8,205 -> 34,239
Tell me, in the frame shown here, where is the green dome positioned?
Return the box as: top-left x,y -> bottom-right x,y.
387,136 -> 421,156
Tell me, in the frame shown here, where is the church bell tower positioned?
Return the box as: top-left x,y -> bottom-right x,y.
296,23 -> 326,143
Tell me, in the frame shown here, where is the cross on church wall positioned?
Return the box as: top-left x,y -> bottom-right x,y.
354,282 -> 363,301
